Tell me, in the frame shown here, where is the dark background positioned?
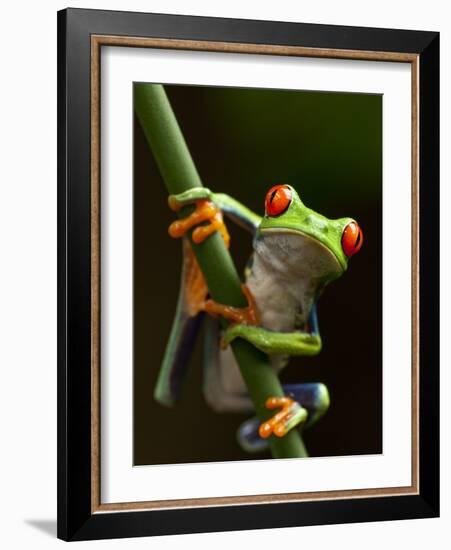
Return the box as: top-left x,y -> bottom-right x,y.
133,84 -> 382,465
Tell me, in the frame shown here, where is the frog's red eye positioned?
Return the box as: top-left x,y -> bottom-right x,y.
342,221 -> 363,257
265,185 -> 292,217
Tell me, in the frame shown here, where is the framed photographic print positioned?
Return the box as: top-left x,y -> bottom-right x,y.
57,8 -> 439,541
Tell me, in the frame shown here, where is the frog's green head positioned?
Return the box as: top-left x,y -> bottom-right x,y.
258,184 -> 363,276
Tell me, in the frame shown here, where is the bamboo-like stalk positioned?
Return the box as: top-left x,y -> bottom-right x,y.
134,83 -> 307,459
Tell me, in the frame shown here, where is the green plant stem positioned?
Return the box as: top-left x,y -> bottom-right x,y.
134,83 -> 308,459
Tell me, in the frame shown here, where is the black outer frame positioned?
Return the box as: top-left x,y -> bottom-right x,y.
57,8 -> 439,542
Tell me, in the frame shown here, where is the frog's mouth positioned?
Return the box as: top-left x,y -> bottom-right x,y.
258,227 -> 345,281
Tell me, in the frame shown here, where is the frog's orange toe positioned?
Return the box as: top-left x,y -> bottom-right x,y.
274,423 -> 288,437
168,199 -> 230,246
259,396 -> 307,439
168,219 -> 186,239
259,421 -> 273,439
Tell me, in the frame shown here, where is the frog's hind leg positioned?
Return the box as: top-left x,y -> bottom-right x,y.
236,383 -> 330,453
237,417 -> 269,453
154,239 -> 208,406
203,316 -> 254,413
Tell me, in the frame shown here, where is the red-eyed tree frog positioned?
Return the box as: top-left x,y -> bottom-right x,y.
154,185 -> 363,452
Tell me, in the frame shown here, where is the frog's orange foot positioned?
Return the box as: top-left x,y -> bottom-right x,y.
204,284 -> 260,328
259,397 -> 308,439
168,198 -> 230,247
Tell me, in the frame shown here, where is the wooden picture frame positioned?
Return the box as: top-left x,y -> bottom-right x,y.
57,7 -> 439,541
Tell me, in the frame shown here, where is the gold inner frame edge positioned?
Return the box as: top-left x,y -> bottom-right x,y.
90,35 -> 420,514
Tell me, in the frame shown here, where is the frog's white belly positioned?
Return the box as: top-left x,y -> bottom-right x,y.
248,230 -> 339,331
247,256 -> 315,334
204,231 -> 340,413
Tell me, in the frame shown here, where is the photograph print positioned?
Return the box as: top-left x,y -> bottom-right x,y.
133,82 -> 382,466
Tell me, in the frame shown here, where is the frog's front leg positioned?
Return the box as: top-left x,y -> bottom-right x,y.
168,188 -> 230,246
168,187 -> 262,239
204,283 -> 260,326
222,323 -> 322,356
